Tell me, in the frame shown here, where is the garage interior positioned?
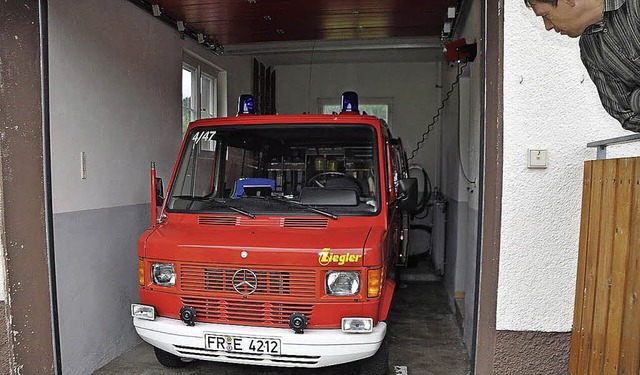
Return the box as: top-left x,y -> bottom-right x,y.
0,0 -> 502,374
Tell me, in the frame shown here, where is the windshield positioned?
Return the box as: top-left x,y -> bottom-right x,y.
166,124 -> 380,216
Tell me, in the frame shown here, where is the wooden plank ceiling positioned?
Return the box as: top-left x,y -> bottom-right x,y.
152,0 -> 451,45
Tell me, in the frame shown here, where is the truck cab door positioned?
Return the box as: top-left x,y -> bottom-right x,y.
390,138 -> 411,267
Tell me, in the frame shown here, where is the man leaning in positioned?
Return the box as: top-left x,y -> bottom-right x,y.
525,0 -> 640,133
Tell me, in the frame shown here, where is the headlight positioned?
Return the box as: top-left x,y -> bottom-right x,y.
151,263 -> 176,286
326,271 -> 360,296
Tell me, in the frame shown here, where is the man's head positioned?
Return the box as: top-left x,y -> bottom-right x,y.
525,0 -> 604,38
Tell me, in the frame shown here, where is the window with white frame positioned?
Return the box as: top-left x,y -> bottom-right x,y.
319,97 -> 392,124
182,55 -> 221,133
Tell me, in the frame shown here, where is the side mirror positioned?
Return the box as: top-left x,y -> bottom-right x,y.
396,178 -> 418,211
155,177 -> 164,206
408,165 -> 430,213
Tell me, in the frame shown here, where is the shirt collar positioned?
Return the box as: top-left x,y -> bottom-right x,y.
603,0 -> 625,12
583,0 -> 625,34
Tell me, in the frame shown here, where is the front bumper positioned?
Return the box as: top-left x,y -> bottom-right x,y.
133,316 -> 386,368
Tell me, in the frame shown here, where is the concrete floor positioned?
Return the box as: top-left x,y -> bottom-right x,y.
95,279 -> 469,375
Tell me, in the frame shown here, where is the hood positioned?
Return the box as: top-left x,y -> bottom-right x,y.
144,223 -> 372,267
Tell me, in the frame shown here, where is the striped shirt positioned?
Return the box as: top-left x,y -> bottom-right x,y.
579,0 -> 640,132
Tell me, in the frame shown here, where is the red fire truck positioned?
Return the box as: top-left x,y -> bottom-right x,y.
132,92 -> 417,374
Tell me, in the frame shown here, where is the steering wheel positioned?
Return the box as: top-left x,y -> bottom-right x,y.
306,171 -> 363,195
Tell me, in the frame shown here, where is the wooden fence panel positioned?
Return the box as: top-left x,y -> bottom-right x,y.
570,157 -> 640,375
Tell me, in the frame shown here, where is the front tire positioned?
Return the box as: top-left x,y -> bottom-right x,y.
358,336 -> 389,375
153,347 -> 189,368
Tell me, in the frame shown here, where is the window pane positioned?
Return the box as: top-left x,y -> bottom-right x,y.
361,104 -> 389,123
322,103 -> 389,123
182,67 -> 195,132
201,75 -> 213,119
182,68 -> 193,103
321,105 -> 341,115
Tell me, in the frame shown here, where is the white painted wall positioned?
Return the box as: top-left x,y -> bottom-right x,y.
438,0 -> 482,353
48,1 -> 253,374
49,2 -> 252,215
275,62 -> 441,179
498,1 -> 640,332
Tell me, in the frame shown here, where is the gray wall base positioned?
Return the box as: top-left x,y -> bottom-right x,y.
494,330 -> 570,374
53,204 -> 148,375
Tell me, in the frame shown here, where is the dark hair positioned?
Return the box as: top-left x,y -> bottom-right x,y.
524,0 -> 558,7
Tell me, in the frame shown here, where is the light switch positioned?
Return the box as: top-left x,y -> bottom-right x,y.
528,149 -> 548,169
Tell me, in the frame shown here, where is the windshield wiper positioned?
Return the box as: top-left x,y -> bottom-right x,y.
268,196 -> 338,220
173,195 -> 255,219
211,198 -> 256,219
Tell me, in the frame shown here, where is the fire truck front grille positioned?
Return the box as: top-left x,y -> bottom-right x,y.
180,265 -> 317,299
180,296 -> 314,327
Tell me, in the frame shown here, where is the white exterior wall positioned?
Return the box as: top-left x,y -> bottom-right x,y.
499,1 -> 640,331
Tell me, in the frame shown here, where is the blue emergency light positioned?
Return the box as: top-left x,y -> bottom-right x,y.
237,94 -> 256,115
341,91 -> 359,114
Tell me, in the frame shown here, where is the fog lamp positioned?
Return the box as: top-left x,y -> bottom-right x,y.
341,317 -> 373,333
131,304 -> 155,320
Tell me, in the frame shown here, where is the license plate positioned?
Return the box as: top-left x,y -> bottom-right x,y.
204,334 -> 281,355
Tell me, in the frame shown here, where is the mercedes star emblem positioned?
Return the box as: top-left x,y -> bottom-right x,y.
232,268 -> 258,296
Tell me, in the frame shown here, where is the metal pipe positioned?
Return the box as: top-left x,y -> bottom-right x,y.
151,162 -> 157,227
587,134 -> 640,160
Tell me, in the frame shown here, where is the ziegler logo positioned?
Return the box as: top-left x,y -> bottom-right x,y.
318,248 -> 362,266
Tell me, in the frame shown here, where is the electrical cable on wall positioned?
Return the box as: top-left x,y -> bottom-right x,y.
409,61 -> 468,161
455,63 -> 476,185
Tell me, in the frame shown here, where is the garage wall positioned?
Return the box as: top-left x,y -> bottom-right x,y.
48,1 -> 252,374
0,228 -> 7,373
438,0 -> 482,355
495,1 -> 640,372
0,238 -> 4,301
275,62 -> 441,180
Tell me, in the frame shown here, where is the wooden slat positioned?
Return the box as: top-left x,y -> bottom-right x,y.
577,159 -> 605,375
569,161 -> 594,374
618,158 -> 640,374
588,159 -> 618,373
603,158 -> 634,374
